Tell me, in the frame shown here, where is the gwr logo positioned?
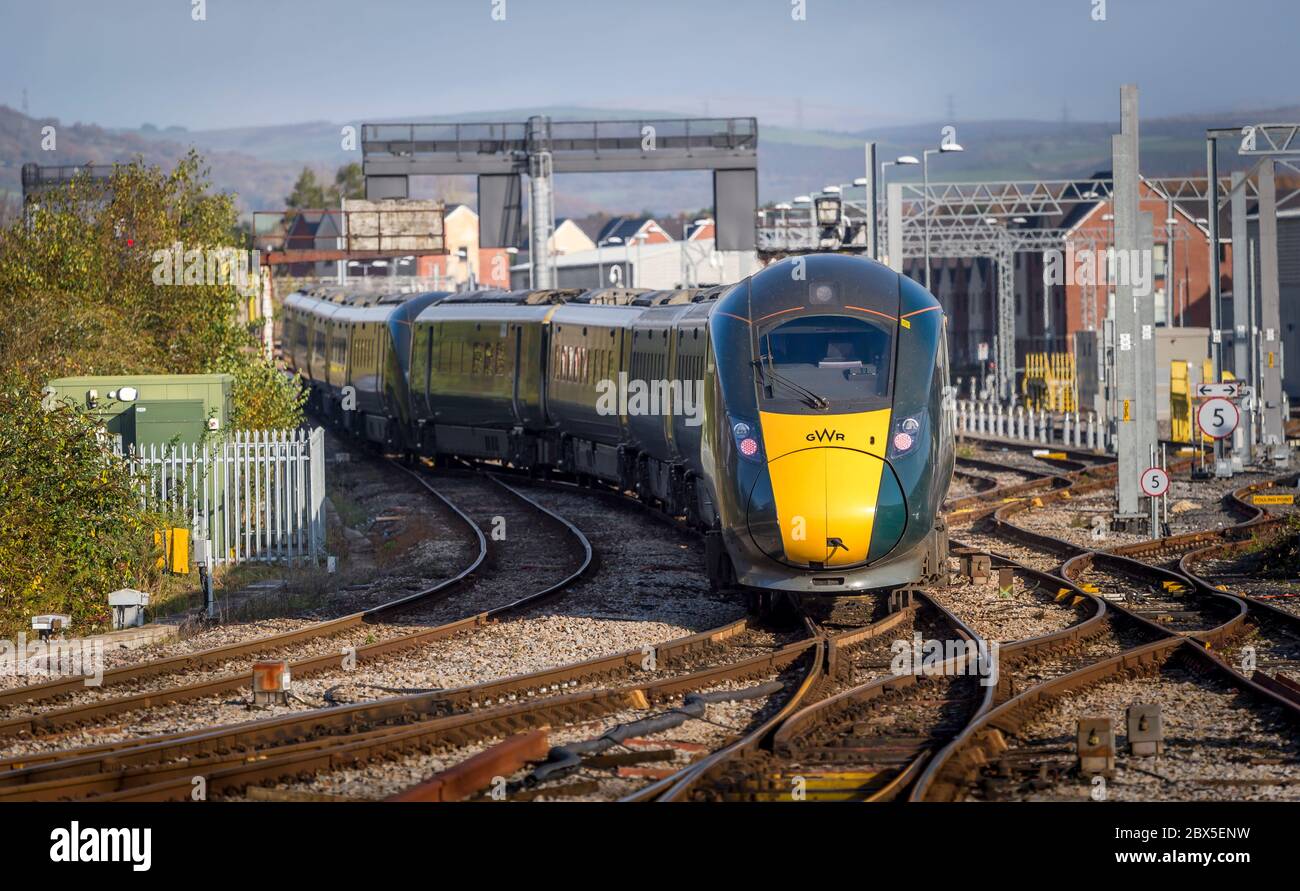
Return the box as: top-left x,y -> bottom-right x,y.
806,428 -> 845,442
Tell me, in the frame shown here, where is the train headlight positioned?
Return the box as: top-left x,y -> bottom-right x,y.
887,415 -> 924,460
730,417 -> 763,463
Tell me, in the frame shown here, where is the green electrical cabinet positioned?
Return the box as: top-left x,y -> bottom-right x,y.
44,374 -> 233,452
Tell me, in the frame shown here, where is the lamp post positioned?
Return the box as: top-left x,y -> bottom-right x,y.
922,143 -> 963,291
630,232 -> 651,287
876,155 -> 919,264
598,235 -> 621,287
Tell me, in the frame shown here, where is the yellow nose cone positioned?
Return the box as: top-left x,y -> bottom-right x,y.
765,447 -> 885,566
758,409 -> 892,568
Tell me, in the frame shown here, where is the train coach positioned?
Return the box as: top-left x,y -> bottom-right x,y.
282,286 -> 445,451
281,253 -> 954,605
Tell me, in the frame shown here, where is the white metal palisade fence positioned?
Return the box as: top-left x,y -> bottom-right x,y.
955,400 -> 1112,453
117,428 -> 326,565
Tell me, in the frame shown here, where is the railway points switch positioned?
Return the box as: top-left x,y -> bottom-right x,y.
959,554 -> 992,584
1076,717 -> 1116,775
252,660 -> 292,706
108,589 -> 150,629
1126,703 -> 1164,756
31,614 -> 71,641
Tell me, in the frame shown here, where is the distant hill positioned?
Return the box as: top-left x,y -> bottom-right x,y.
4,103 -> 1294,218
0,105 -> 304,215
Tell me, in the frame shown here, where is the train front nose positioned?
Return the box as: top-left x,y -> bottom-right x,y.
744,410 -> 908,570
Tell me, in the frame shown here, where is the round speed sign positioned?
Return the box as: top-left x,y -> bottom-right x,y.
1196,397 -> 1239,440
1140,467 -> 1170,498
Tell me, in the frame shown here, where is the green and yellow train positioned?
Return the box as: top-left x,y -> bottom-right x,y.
282,254 -> 954,606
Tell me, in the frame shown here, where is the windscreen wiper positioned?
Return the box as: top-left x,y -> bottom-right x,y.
753,356 -> 830,410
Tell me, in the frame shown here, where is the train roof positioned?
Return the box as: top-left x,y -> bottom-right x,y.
570,288 -> 649,305
437,288 -> 582,305
284,287 -> 450,321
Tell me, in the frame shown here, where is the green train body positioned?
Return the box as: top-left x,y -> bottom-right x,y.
282,255 -> 954,596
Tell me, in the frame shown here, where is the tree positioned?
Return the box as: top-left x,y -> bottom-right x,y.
328,163 -> 365,205
285,166 -> 326,209
0,151 -> 306,635
0,150 -> 303,428
0,375 -> 169,638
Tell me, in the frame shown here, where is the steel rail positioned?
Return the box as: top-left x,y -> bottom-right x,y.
0,457 -> 488,710
0,617 -> 758,788
22,636 -> 819,801
0,467 -> 589,739
909,465 -> 1300,801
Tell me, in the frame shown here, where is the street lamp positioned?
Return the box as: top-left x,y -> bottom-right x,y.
598,235 -> 621,287
1164,215 -> 1179,326
878,155 -> 919,264
923,144 -> 963,290
627,233 -> 648,287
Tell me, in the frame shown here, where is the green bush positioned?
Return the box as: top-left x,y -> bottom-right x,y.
0,377 -> 168,638
225,356 -> 307,432
0,152 -> 305,637
0,150 -> 303,428
1249,515 -> 1300,578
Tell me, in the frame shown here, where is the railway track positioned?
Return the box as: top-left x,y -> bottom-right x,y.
0,617 -> 824,801
0,462 -> 594,748
10,430 -> 1299,803
0,456 -> 487,714
913,636 -> 1300,802
652,592 -> 992,801
913,436 -> 1300,802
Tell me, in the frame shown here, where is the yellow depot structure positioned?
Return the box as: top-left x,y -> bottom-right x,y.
1022,352 -> 1077,412
1170,359 -> 1235,444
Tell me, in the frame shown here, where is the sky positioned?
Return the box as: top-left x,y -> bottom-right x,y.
1,0 -> 1296,132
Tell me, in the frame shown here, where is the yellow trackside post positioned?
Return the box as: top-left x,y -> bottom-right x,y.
154,527 -> 191,574
1170,360 -> 1191,443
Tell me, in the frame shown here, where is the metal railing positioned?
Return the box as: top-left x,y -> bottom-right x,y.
119,428 -> 326,565
956,400 -> 1107,452
361,117 -> 758,160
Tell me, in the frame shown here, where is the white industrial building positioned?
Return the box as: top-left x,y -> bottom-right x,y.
509,239 -> 761,290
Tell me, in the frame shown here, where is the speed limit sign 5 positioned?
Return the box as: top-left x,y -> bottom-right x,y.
1196,397 -> 1239,439
1141,467 -> 1170,498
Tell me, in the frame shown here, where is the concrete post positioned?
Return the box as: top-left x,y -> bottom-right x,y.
1230,170 -> 1254,466
1258,161 -> 1287,465
1113,85 -> 1149,515
865,141 -> 879,261
887,183 -> 904,273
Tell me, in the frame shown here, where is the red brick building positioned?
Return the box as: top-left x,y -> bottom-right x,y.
1058,179 -> 1227,336
910,176 -> 1233,381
